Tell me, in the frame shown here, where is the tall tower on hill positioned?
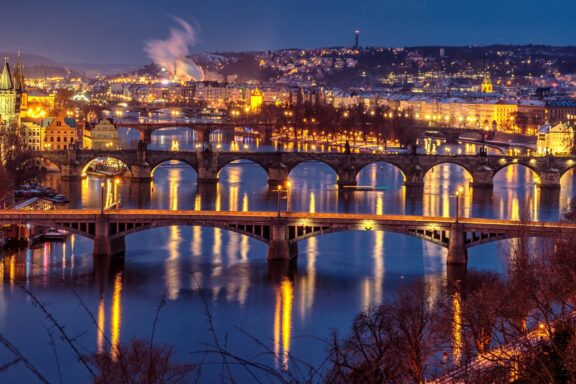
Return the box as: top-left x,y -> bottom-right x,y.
353,30 -> 360,50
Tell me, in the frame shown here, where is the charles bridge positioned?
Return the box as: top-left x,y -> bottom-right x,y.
33,147 -> 576,189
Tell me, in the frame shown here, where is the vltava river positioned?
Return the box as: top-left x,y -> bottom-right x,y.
0,127 -> 574,382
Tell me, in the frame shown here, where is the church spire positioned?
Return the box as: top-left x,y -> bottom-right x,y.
13,51 -> 25,92
0,57 -> 14,91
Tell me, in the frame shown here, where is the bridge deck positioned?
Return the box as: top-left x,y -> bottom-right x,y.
0,209 -> 574,231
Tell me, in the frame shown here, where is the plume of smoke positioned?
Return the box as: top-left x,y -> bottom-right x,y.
144,17 -> 204,81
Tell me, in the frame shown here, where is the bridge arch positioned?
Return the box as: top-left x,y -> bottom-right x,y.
216,158 -> 269,177
111,222 -> 271,244
149,159 -> 198,179
217,159 -> 269,185
25,221 -> 95,240
287,160 -> 339,184
22,156 -> 62,172
493,162 -> 541,186
355,161 -> 407,186
423,161 -> 474,185
286,225 -> 450,249
148,126 -> 197,140
80,157 -> 132,178
558,160 -> 576,180
462,233 -> 549,249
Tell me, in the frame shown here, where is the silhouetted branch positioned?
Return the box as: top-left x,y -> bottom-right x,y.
0,334 -> 52,384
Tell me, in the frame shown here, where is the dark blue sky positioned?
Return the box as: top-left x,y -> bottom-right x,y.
3,0 -> 576,64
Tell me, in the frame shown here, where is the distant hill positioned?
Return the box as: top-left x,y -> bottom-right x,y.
0,52 -> 136,79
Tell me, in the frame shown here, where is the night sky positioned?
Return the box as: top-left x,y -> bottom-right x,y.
3,0 -> 576,64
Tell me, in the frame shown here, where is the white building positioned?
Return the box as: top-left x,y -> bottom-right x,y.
537,122 -> 574,155
21,121 -> 43,151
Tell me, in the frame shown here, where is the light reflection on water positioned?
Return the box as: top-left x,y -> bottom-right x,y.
274,278 -> 293,371
1,128 -> 575,382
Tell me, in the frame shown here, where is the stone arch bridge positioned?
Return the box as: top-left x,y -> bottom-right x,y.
1,210 -> 574,266
114,121 -> 274,143
34,148 -> 576,189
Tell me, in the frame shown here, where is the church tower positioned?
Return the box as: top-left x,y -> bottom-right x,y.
14,53 -> 27,115
0,58 -> 20,126
481,73 -> 493,93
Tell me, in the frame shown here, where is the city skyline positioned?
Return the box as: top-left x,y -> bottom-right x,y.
2,0 -> 576,65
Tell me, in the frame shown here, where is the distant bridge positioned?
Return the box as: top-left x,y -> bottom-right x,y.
114,120 -> 274,143
34,148 -> 576,189
114,118 -> 503,145
0,210 -> 573,266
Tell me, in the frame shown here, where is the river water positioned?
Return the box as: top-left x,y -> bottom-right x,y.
0,127 -> 574,382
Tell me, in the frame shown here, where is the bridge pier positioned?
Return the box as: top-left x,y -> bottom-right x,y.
93,252 -> 124,280
129,164 -> 152,181
446,264 -> 467,294
140,130 -> 152,144
128,180 -> 152,208
196,151 -> 219,184
268,259 -> 297,283
196,129 -> 210,144
93,215 -> 126,257
60,163 -> 84,181
539,170 -> 561,189
471,168 -> 494,188
268,223 -> 298,261
404,171 -> 424,187
336,164 -> 357,189
447,223 -> 467,265
263,126 -> 274,144
268,163 -> 289,187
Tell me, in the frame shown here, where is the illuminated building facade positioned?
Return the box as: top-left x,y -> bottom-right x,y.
536,122 -> 574,155
22,89 -> 56,119
21,121 -> 43,151
250,87 -> 263,111
83,119 -> 120,150
481,74 -> 493,93
42,115 -> 78,150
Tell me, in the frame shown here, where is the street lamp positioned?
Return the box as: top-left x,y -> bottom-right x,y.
285,180 -> 292,212
276,180 -> 292,217
114,177 -> 121,209
455,186 -> 464,223
100,181 -> 105,214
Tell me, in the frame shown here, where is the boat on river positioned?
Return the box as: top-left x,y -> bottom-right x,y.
29,228 -> 69,244
14,183 -> 69,203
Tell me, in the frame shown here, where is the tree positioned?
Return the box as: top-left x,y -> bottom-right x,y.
1,123 -> 41,187
327,283 -> 446,383
89,339 -> 193,384
459,271 -> 504,356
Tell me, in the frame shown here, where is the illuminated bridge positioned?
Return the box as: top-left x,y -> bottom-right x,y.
114,120 -> 274,143
0,210 -> 573,265
34,147 -> 576,189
